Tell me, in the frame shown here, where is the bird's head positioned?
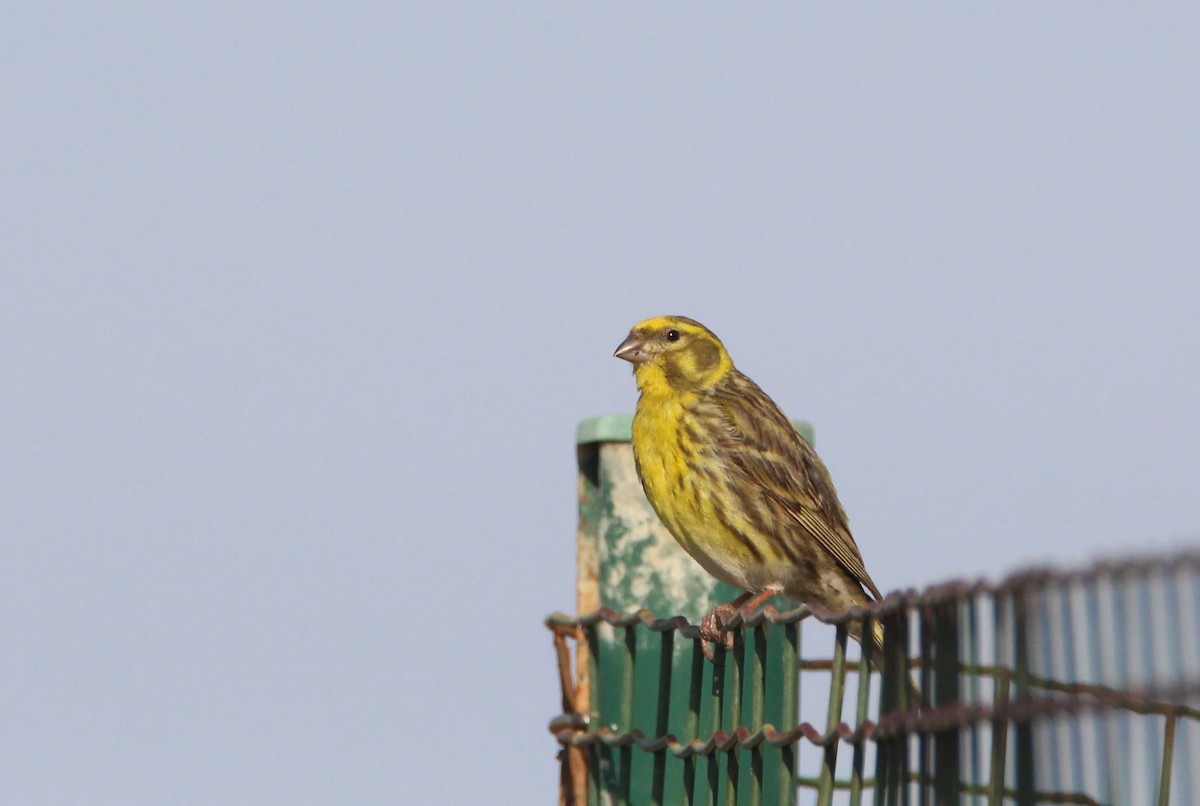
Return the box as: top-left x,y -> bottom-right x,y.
614,315 -> 734,394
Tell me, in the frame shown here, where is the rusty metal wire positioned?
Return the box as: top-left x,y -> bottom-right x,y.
549,548 -> 1200,804
546,546 -> 1200,632
548,680 -> 1200,751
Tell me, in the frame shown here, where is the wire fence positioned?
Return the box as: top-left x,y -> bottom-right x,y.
548,550 -> 1200,805
558,418 -> 1199,804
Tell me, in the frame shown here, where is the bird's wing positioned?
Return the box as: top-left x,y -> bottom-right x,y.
709,371 -> 883,602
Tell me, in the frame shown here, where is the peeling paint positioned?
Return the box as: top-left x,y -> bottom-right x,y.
592,442 -> 731,624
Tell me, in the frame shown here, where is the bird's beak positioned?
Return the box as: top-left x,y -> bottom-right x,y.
614,332 -> 652,364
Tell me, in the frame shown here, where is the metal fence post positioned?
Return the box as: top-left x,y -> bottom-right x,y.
572,415 -> 811,805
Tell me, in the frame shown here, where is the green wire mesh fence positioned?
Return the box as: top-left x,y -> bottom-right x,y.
549,554 -> 1200,805
549,418 -> 1200,805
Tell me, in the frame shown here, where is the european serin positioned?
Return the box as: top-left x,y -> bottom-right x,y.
614,315 -> 885,658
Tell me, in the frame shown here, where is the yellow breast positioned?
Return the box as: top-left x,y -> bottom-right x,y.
631,391 -> 756,589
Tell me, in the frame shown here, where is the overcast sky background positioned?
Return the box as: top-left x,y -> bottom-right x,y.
3,4 -> 1198,804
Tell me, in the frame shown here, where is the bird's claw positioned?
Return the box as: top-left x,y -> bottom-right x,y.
699,603 -> 739,661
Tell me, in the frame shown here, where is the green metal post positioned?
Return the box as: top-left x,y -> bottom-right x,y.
576,415 -> 810,806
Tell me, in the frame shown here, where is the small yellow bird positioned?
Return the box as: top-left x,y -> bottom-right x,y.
614,315 -> 885,658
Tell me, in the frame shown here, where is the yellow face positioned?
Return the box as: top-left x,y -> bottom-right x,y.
614,315 -> 733,393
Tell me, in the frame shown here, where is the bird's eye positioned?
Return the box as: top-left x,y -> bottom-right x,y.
666,329 -> 680,342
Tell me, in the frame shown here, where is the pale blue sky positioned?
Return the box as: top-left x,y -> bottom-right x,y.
3,4 -> 1198,803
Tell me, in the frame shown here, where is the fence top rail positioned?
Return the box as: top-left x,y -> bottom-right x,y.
546,547 -> 1200,631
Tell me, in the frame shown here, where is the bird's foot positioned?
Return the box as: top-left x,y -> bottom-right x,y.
698,587 -> 784,662
699,602 -> 740,661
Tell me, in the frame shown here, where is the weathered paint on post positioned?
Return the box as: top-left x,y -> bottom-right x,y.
576,413 -> 814,621
575,414 -> 811,805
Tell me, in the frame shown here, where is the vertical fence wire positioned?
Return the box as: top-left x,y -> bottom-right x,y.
849,616 -> 874,806
550,551 -> 1200,805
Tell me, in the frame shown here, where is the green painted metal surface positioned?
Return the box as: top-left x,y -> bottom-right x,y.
576,414 -> 808,805
576,410 -> 812,625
